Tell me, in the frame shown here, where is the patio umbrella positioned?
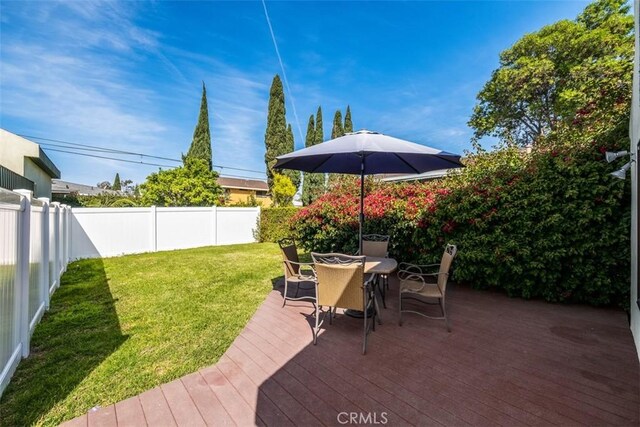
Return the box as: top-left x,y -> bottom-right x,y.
274,129 -> 464,253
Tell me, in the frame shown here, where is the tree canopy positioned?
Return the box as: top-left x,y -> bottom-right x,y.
140,158 -> 222,207
301,110 -> 326,205
344,105 -> 353,133
331,110 -> 344,139
186,82 -> 213,169
272,173 -> 296,206
112,173 -> 121,191
468,0 -> 633,147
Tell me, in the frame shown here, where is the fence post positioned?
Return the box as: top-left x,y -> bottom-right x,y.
51,202 -> 60,292
39,198 -> 50,310
61,205 -> 68,271
15,190 -> 32,358
150,205 -> 157,252
211,205 -> 217,246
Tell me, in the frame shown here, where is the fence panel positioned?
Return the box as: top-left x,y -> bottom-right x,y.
28,199 -> 46,331
48,204 -> 59,295
70,208 -> 152,259
216,208 -> 260,245
156,207 -> 215,251
0,190 -> 24,396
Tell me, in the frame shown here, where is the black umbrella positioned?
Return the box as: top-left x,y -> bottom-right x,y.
274,130 -> 464,252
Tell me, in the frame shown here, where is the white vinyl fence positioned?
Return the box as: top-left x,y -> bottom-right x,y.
70,206 -> 260,259
0,188 -> 70,397
0,198 -> 258,397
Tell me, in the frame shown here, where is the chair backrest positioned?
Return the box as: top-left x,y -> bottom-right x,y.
438,244 -> 458,292
311,253 -> 366,311
278,238 -> 300,277
362,234 -> 390,258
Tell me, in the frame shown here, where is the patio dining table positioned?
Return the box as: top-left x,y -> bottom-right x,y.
345,256 -> 398,319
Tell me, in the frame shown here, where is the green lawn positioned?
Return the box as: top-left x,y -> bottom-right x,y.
0,243 -> 282,427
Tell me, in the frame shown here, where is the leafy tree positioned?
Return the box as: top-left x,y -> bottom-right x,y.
264,75 -> 299,191
96,181 -> 111,190
468,0 -> 633,147
112,173 -> 121,191
344,105 -> 353,133
331,110 -> 344,139
139,158 -> 222,207
301,114 -> 325,205
186,82 -> 213,169
272,173 -> 296,207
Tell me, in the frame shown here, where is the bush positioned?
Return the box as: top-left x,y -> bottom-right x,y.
258,207 -> 299,242
292,141 -> 631,308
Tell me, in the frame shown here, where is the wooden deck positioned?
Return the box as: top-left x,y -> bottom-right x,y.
63,278 -> 639,426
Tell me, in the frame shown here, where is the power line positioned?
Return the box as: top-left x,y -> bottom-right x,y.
23,133 -> 267,176
42,148 -> 267,181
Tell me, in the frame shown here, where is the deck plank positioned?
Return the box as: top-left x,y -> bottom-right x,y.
62,278 -> 639,426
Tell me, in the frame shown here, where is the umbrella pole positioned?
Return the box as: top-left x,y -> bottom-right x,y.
359,155 -> 365,254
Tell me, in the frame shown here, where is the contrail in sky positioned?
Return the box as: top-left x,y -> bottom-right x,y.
261,0 -> 305,144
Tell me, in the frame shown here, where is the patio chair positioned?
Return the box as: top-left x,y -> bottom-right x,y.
311,253 -> 377,354
278,238 -> 316,307
358,234 -> 391,307
398,244 -> 457,331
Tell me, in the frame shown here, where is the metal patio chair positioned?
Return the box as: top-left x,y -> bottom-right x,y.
278,238 -> 316,307
398,244 -> 457,331
358,234 -> 391,307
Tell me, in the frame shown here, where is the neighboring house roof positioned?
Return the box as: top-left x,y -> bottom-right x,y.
217,177 -> 269,192
52,179 -> 122,196
380,168 -> 455,183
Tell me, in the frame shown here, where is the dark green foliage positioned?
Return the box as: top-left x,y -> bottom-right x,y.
331,110 -> 344,139
186,82 -> 213,169
315,106 -> 324,144
285,124 -> 300,190
139,158 -> 222,206
302,113 -> 326,205
258,207 -> 299,242
52,192 -> 140,207
112,173 -> 121,191
264,75 -> 299,191
344,105 -> 353,133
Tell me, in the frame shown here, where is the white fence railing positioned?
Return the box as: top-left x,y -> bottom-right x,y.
0,198 -> 259,397
70,206 -> 260,259
0,188 -> 70,397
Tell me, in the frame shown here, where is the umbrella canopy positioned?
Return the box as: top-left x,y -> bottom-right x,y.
274,130 -> 463,174
274,130 -> 464,252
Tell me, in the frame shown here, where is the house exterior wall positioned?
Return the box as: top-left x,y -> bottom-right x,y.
0,130 -> 57,199
225,188 -> 272,207
23,159 -> 52,199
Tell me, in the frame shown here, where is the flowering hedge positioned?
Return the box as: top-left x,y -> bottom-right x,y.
292,140 -> 631,308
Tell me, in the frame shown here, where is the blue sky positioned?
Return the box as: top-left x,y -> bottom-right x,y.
0,0 -> 589,186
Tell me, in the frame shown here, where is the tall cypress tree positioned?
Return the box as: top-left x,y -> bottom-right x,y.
186,82 -> 213,170
264,75 -> 288,190
315,106 -> 324,144
285,124 -> 300,189
112,173 -> 121,191
301,115 -> 317,205
328,109 -> 346,186
344,105 -> 353,133
331,110 -> 344,139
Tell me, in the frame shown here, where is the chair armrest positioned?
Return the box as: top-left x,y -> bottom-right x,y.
283,260 -> 317,281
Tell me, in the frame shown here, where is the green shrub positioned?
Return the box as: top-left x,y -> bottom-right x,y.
258,207 -> 299,242
292,140 -> 631,308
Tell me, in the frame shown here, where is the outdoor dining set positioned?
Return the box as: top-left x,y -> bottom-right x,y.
278,236 -> 458,355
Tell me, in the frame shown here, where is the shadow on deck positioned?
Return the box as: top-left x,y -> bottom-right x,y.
64,277 -> 639,426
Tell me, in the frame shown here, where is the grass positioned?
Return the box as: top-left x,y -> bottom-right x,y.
0,242 -> 282,426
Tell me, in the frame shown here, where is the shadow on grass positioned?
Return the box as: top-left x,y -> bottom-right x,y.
0,258 -> 127,426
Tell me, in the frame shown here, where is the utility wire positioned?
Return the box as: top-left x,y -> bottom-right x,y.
44,148 -> 265,181
24,134 -> 267,176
